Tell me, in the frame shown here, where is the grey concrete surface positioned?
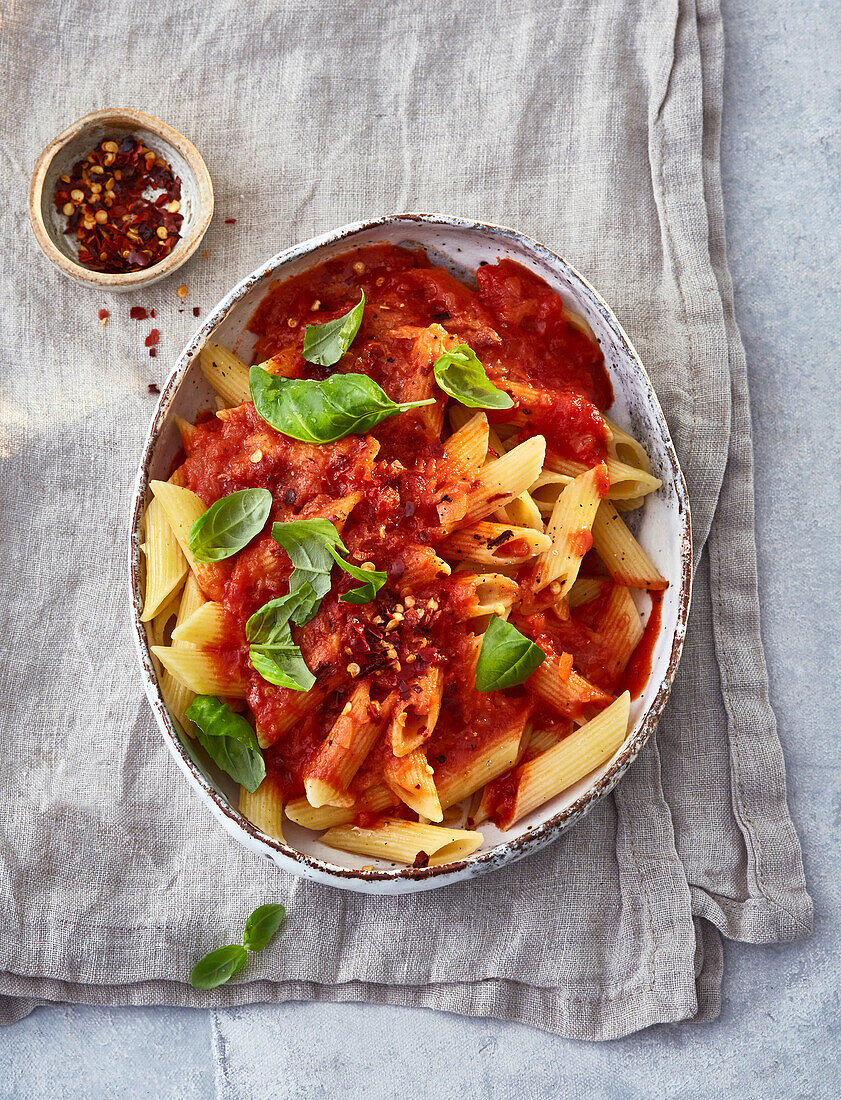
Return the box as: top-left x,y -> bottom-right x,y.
2,1 -> 838,1096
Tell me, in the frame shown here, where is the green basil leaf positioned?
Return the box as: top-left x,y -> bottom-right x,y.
186,696 -> 266,792
188,488 -> 273,563
270,519 -> 346,623
243,903 -> 286,952
250,366 -> 435,445
245,584 -> 317,644
475,616 -> 546,692
326,544 -> 387,605
249,646 -> 316,692
190,944 -> 248,990
432,343 -> 514,410
302,292 -> 365,367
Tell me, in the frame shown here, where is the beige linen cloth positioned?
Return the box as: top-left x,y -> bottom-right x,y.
0,0 -> 811,1038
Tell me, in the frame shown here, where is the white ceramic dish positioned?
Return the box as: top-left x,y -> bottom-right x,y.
129,214 -> 692,894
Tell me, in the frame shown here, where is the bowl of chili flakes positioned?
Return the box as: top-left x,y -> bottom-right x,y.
29,107 -> 213,292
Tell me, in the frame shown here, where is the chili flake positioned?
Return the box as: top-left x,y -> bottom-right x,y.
224,218 -> 237,225
97,308 -> 109,326
53,137 -> 183,274
192,306 -> 200,317
145,329 -> 160,348
129,306 -> 148,320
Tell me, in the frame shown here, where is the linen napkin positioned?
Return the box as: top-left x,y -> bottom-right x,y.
0,0 -> 810,1038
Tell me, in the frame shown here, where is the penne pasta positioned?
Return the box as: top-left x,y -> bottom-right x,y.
440,521 -> 551,567
491,692 -> 630,829
319,819 -> 483,866
383,749 -> 443,822
530,653 -> 614,718
598,584 -> 644,677
591,502 -> 668,590
388,666 -> 445,757
151,644 -> 247,698
442,411 -> 489,478
285,784 -> 395,830
140,496 -> 188,621
458,436 -> 546,527
171,601 -> 228,647
533,464 -> 608,595
199,342 -> 251,406
304,682 -> 386,806
604,415 -> 652,472
239,780 -> 285,842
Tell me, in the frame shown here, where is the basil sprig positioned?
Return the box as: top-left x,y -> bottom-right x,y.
188,488 -> 273,563
432,344 -> 514,410
246,586 -> 317,691
250,366 -> 434,445
185,695 -> 266,792
302,292 -> 365,366
475,616 -> 546,692
271,517 -> 386,622
190,902 -> 286,990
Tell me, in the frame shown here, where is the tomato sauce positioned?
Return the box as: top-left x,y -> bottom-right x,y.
174,243 -> 658,822
620,594 -> 664,700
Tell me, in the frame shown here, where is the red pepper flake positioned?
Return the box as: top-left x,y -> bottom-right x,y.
97,308 -> 109,326
148,383 -> 160,394
145,329 -> 160,348
129,306 -> 148,320
149,348 -> 157,358
52,137 -> 183,275
203,249 -> 209,259
150,309 -> 156,319
224,218 -> 237,225
192,306 -> 200,317
412,851 -> 429,868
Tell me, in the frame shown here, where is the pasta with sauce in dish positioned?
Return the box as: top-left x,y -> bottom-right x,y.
141,244 -> 667,868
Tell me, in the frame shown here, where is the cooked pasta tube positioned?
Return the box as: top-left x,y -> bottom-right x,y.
304,682 -> 385,806
591,502 -> 668,590
440,521 -> 551,566
140,496 -> 188,621
383,749 -> 443,821
458,436 -> 546,527
604,415 -> 652,472
239,780 -> 285,842
171,601 -> 229,647
435,722 -> 526,810
491,692 -> 630,829
442,410 -> 489,477
529,653 -> 614,718
159,574 -> 205,733
533,464 -> 608,595
199,342 -> 251,406
285,784 -> 395,830
319,819 -> 483,866
150,645 -> 247,698
388,666 -> 444,757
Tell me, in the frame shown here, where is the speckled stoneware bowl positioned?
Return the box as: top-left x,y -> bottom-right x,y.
29,108 -> 213,291
129,214 -> 692,894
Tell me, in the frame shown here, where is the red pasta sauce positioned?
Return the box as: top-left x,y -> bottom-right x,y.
173,244 -> 662,823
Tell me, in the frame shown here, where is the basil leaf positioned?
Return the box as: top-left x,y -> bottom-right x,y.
186,696 -> 266,792
188,488 -> 273,563
190,944 -> 248,990
326,544 -> 387,604
475,616 -> 546,692
250,366 -> 435,445
243,903 -> 286,952
246,586 -> 317,690
270,519 -> 345,623
302,292 -> 365,367
432,344 -> 514,410
246,584 -> 317,642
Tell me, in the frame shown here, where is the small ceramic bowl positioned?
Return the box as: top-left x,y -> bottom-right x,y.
129,214 -> 692,894
29,108 -> 213,292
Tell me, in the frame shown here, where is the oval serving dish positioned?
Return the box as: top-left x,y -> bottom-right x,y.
129,214 -> 692,894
